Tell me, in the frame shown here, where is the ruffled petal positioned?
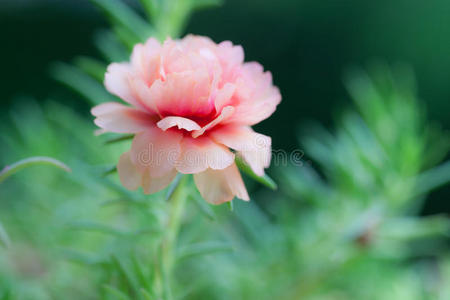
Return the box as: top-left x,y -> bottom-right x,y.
130,38 -> 162,85
225,62 -> 281,126
104,63 -> 148,111
176,137 -> 234,174
193,163 -> 249,204
91,102 -> 155,133
157,116 -> 201,132
130,127 -> 183,177
149,70 -> 215,118
129,77 -> 161,115
216,41 -> 244,85
210,125 -> 271,176
213,83 -> 236,112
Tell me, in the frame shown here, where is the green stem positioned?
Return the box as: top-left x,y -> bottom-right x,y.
160,175 -> 188,300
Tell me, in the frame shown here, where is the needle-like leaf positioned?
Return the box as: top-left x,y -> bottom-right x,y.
0,222 -> 11,248
90,0 -> 154,42
0,156 -> 71,183
74,56 -> 107,82
235,156 -> 277,190
50,62 -> 116,105
176,241 -> 234,262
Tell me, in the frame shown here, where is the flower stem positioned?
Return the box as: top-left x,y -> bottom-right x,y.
160,174 -> 188,300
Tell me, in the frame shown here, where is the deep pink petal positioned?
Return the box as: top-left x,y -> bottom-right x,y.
191,106 -> 235,138
150,71 -> 214,118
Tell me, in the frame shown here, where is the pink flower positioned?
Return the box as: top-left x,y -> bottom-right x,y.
92,35 -> 281,204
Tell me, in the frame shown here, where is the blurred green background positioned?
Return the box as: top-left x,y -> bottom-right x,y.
0,0 -> 449,209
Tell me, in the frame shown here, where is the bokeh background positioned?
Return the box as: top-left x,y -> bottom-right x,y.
0,0 -> 449,211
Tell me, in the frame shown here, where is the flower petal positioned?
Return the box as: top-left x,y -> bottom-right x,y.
141,169 -> 177,194
210,125 -> 271,176
216,41 -> 244,84
117,151 -> 141,191
214,83 -> 236,112
225,62 -> 281,126
157,116 -> 201,132
118,151 -> 177,194
91,102 -> 155,133
191,106 -> 235,138
130,127 -> 182,177
131,38 -> 162,85
130,77 -> 161,115
104,63 -> 148,111
194,163 -> 249,204
176,137 -> 234,174
149,70 -> 214,118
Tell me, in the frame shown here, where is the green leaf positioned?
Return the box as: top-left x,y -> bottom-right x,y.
380,216 -> 450,241
67,221 -> 127,237
130,254 -> 149,288
140,289 -> 154,300
166,173 -> 184,201
100,198 -> 148,210
113,26 -> 143,51
62,249 -> 106,266
176,241 -> 234,261
0,290 -> 11,300
101,165 -> 117,177
192,0 -> 223,9
138,0 -> 159,19
111,255 -> 140,294
104,134 -> 134,145
94,30 -> 129,62
189,194 -> 216,221
102,285 -> 131,300
74,56 -> 107,82
414,160 -> 450,197
90,0 -> 154,42
0,221 -> 11,248
50,62 -> 116,105
227,200 -> 234,211
0,156 -> 71,183
68,220 -> 160,238
235,156 -> 277,190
